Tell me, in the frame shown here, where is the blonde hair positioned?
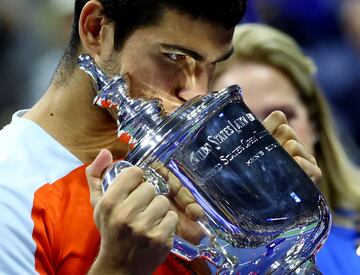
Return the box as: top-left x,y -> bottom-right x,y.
216,23 -> 360,213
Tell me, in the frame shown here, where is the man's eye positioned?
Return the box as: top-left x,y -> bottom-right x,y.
165,53 -> 187,62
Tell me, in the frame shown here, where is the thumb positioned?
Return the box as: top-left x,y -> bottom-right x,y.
85,149 -> 113,207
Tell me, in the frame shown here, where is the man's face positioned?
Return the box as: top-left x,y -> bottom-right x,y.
101,9 -> 234,112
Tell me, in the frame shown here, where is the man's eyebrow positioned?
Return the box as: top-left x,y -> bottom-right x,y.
212,47 -> 234,64
160,43 -> 204,62
160,43 -> 234,64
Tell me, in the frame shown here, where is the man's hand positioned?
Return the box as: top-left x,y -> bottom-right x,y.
150,164 -> 211,274
86,149 -> 178,275
262,111 -> 322,183
153,164 -> 205,244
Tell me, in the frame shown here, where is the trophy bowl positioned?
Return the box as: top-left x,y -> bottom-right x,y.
79,54 -> 331,274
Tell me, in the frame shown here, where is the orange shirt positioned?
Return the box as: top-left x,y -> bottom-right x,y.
32,165 -> 194,275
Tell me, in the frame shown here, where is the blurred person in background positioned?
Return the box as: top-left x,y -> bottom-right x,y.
0,0 -> 74,128
213,23 -> 360,275
341,0 -> 360,54
25,0 -> 74,107
245,0 -> 360,164
340,0 -> 360,159
0,0 -> 36,127
0,0 -> 73,128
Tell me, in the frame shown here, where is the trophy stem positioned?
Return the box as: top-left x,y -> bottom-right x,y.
77,54 -> 109,90
77,54 -> 166,147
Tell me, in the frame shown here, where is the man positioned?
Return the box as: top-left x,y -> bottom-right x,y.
0,0 -> 321,274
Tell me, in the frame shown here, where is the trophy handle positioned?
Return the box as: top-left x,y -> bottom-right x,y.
102,160 -> 169,195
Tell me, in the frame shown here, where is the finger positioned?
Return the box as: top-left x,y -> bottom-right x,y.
170,203 -> 204,244
154,165 -> 202,220
293,156 -> 322,184
154,166 -> 182,198
86,149 -> 113,207
173,185 -> 197,212
283,139 -> 317,165
86,149 -> 113,179
121,181 -> 157,214
136,195 -> 171,226
105,166 -> 144,201
185,202 -> 205,220
155,210 -> 178,247
109,181 -> 158,225
262,111 -> 288,134
272,124 -> 300,146
150,162 -> 170,181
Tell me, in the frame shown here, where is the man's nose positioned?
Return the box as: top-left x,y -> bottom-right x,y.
176,65 -> 212,101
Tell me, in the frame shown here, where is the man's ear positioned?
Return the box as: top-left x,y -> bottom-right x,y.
78,0 -> 113,57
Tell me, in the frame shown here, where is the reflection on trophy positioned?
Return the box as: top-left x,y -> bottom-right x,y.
78,54 -> 331,274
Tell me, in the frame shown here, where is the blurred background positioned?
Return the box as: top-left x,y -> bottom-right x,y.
0,0 -> 359,163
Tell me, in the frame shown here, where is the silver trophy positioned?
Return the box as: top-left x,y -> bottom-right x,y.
78,54 -> 331,274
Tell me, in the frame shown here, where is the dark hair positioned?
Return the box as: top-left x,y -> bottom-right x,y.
64,0 -> 246,64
